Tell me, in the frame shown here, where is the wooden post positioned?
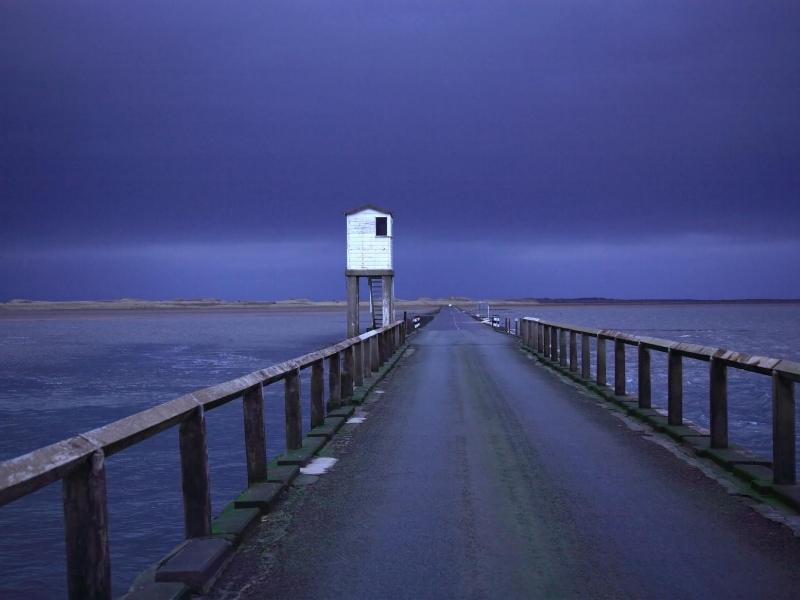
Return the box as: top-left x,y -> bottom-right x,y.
363,337 -> 373,375
537,322 -> 543,353
709,357 -> 727,448
310,360 -> 325,428
581,334 -> 591,379
551,327 -> 559,361
242,384 -> 267,484
614,339 -> 626,396
179,407 -> 212,538
370,335 -> 379,373
637,345 -> 651,408
342,345 -> 354,401
772,372 -> 795,485
63,450 -> 111,600
353,341 -> 364,387
381,275 -> 394,325
559,329 -> 567,367
597,337 -> 607,386
284,368 -> 302,450
569,331 -> 578,372
346,275 -> 359,338
328,352 -> 342,408
668,350 -> 683,426
543,326 -> 550,358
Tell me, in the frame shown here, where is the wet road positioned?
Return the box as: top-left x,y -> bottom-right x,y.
213,307 -> 800,599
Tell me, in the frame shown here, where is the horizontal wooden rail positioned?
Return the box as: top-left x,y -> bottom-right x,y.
520,318 -> 800,380
0,318 -> 412,599
519,317 -> 799,487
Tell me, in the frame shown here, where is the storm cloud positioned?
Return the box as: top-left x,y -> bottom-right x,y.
1,1 -> 798,299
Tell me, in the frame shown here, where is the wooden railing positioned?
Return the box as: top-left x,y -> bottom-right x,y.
519,317 -> 799,486
0,319 -> 409,599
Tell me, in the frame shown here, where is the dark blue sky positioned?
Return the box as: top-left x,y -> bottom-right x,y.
1,1 -> 798,300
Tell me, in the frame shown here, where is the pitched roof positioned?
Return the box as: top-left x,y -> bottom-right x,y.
344,204 -> 393,217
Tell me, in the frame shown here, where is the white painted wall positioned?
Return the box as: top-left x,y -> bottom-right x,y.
346,208 -> 393,270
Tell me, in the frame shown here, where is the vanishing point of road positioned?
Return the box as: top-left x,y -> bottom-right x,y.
211,307 -> 800,599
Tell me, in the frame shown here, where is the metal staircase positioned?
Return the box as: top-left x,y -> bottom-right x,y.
367,277 -> 383,329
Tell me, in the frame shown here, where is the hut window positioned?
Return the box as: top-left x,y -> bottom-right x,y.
375,217 -> 388,236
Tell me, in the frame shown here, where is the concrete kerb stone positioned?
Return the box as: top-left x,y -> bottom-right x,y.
308,416 -> 347,439
732,463 -> 774,483
350,341 -> 411,405
123,580 -> 191,600
520,341 -> 800,515
275,436 -> 326,466
234,481 -> 285,512
211,503 -> 260,543
699,447 -> 772,470
266,462 -> 300,485
125,542 -> 195,599
326,405 -> 356,420
659,425 -> 710,444
641,414 -> 670,431
154,537 -> 233,593
764,484 -> 800,512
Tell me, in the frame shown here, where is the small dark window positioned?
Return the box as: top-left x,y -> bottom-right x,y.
375,216 -> 388,236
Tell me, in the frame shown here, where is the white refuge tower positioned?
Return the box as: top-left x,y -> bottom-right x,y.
345,205 -> 395,336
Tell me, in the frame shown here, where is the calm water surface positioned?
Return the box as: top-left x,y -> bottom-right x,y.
1,304 -> 799,597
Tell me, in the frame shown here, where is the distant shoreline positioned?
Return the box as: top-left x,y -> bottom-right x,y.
1,297 -> 799,317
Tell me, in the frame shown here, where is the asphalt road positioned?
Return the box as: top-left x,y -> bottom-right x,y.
212,307 -> 800,599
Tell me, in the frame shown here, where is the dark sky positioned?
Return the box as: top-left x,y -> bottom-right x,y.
1,1 -> 798,300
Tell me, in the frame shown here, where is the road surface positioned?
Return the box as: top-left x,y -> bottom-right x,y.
212,307 -> 800,599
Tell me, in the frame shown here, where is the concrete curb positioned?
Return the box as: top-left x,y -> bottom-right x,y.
276,436 -> 327,466
308,416 -> 347,440
154,538 -> 232,593
351,341 -> 411,405
520,342 -> 800,514
212,504 -> 260,543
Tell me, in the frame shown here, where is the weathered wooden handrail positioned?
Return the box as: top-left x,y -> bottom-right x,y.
521,317 -> 800,380
520,317 -> 798,487
0,318 -> 407,599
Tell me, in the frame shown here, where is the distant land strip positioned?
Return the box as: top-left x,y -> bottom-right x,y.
1,297 -> 799,314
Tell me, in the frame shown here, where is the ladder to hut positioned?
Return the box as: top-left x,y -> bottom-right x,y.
368,277 -> 383,329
